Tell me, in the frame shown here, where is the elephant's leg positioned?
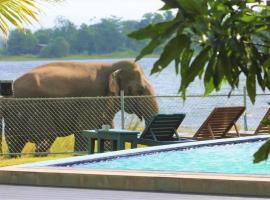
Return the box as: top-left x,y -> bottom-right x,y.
35,137 -> 55,156
6,135 -> 26,157
74,132 -> 88,152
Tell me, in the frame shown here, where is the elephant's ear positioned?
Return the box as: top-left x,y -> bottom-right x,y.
108,70 -> 120,96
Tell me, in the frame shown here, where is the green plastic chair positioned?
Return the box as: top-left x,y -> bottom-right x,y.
137,114 -> 195,146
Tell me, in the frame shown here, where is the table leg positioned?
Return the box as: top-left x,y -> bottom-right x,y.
86,137 -> 91,154
90,138 -> 95,154
98,139 -> 105,153
117,140 -> 125,150
113,140 -> 117,151
131,140 -> 137,149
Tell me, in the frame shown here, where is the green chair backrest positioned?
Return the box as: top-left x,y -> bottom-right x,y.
139,114 -> 186,141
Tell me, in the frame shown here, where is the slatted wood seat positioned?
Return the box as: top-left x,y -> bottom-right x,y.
193,106 -> 245,140
137,114 -> 195,146
254,108 -> 270,135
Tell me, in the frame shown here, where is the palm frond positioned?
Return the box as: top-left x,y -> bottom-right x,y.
0,0 -> 62,37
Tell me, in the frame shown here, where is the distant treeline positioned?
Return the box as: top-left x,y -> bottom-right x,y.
0,11 -> 174,58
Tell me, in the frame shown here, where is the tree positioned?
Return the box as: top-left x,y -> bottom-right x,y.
40,36 -> 70,57
34,29 -> 53,44
7,30 -> 38,55
129,0 -> 270,162
73,24 -> 96,54
139,12 -> 165,27
53,17 -> 77,53
93,17 -> 125,53
0,0 -> 62,38
121,20 -> 147,52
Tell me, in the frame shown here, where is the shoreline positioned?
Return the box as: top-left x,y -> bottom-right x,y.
0,52 -> 158,62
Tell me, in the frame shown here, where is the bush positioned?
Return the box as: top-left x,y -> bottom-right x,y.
40,37 -> 70,58
7,30 -> 38,55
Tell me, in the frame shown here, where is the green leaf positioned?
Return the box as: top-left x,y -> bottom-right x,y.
128,20 -> 177,40
219,49 -> 234,87
176,0 -> 206,15
254,139 -> 270,163
179,48 -> 194,99
151,34 -> 190,74
263,57 -> 270,69
246,70 -> 256,104
135,39 -> 162,61
213,59 -> 225,91
180,48 -> 194,80
240,14 -> 257,23
262,119 -> 270,127
160,0 -> 179,10
180,46 -> 210,93
204,54 -> 217,96
130,19 -> 181,61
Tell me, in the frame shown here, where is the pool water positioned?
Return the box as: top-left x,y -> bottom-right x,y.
67,141 -> 270,175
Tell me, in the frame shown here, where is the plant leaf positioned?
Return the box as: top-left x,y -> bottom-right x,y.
254,139 -> 270,163
246,68 -> 256,104
151,34 -> 190,74
180,46 -> 210,94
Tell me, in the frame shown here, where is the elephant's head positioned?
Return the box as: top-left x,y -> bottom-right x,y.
108,60 -> 159,122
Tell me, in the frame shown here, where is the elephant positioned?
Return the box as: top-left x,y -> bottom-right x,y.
5,60 -> 159,154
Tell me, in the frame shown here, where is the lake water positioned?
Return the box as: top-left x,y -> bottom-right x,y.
0,58 -> 242,95
0,58 -> 269,130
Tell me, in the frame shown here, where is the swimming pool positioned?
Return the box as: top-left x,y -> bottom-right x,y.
20,135 -> 269,175
63,140 -> 270,175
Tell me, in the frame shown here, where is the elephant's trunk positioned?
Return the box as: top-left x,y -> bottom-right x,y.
126,95 -> 159,125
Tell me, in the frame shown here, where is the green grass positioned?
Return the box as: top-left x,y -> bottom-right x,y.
0,155 -> 71,167
0,134 -> 147,167
0,51 -> 158,61
0,135 -> 75,167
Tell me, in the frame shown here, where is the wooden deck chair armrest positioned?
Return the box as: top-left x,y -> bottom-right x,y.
207,124 -> 215,139
233,122 -> 240,137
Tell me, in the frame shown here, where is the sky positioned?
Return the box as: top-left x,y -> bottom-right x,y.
34,0 -> 164,29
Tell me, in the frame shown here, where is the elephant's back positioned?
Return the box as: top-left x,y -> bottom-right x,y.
31,61 -> 110,74
14,62 -> 111,98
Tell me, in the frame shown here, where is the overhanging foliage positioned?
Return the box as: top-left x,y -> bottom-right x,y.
129,0 -> 270,102
0,0 -> 62,37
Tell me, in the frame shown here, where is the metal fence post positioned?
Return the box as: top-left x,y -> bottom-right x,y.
243,86 -> 248,131
0,98 -> 3,154
1,117 -> 4,154
120,90 -> 125,129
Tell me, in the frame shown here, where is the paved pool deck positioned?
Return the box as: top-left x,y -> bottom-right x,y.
1,166 -> 270,197
0,185 -> 268,200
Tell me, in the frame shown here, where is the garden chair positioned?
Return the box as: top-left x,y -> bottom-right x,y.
137,114 -> 195,146
254,108 -> 270,135
193,106 -> 246,140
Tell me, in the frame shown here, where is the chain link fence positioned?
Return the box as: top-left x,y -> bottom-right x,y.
0,93 -> 269,156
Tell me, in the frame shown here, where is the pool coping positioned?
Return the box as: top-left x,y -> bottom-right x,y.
1,135 -> 270,197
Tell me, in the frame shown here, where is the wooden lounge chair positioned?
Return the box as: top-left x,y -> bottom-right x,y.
137,114 -> 195,146
254,108 -> 270,135
193,106 -> 246,140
